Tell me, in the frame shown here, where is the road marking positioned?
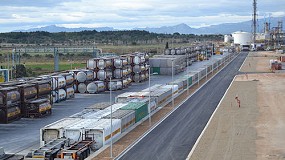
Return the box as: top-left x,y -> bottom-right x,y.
115,53 -> 239,160
239,52 -> 248,72
186,75 -> 238,160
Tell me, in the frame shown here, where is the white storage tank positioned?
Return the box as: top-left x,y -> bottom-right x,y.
86,81 -> 105,94
232,31 -> 252,45
76,71 -> 87,83
224,35 -> 233,43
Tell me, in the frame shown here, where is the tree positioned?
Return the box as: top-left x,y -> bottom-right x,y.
16,64 -> 27,78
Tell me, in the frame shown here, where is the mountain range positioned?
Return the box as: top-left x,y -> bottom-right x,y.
14,16 -> 284,35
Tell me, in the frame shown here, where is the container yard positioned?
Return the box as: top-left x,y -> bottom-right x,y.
0,45 -> 235,158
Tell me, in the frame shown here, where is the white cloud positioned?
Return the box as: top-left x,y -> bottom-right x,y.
0,0 -> 284,32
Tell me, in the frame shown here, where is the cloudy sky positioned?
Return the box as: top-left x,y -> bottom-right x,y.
0,0 -> 284,32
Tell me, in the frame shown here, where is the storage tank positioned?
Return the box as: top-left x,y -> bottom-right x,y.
165,49 -> 171,55
171,49 -> 176,55
86,81 -> 105,94
107,80 -> 117,91
133,56 -> 141,65
116,80 -> 123,90
232,31 -> 252,45
224,35 -> 232,43
0,87 -> 20,106
0,106 -> 21,124
84,70 -> 94,81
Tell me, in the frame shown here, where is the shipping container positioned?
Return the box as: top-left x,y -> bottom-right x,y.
29,80 -> 51,97
128,97 -> 157,113
84,102 -> 110,110
64,119 -> 100,144
0,106 -> 21,123
85,119 -> 121,150
77,103 -> 127,119
40,118 -> 82,146
115,92 -> 149,103
103,109 -> 135,132
69,108 -> 100,118
120,102 -> 148,123
0,87 -> 20,107
26,98 -> 52,118
160,85 -> 179,95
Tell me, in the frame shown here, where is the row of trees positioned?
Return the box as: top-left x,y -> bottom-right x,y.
0,30 -> 223,46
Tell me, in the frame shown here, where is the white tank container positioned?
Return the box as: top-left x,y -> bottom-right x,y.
40,118 -> 81,146
107,81 -> 117,91
171,49 -> 176,55
52,75 -> 66,90
86,81 -> 105,94
106,70 -> 113,78
114,69 -> 123,79
52,89 -> 66,103
98,59 -> 105,69
87,58 -> 96,69
85,119 -> 121,150
66,87 -> 74,99
97,70 -> 106,81
165,49 -> 171,55
114,58 -> 123,68
62,74 -> 74,86
176,49 -> 181,55
123,79 -> 128,88
133,56 -> 141,65
85,70 -> 94,81
116,80 -> 123,90
76,71 -> 87,83
133,65 -> 142,73
77,83 -> 87,93
232,31 -> 252,45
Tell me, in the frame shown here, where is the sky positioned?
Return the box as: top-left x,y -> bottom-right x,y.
0,0 -> 284,32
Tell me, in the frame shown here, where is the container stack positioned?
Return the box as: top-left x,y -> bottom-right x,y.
130,53 -> 149,83
149,55 -> 187,75
60,73 -> 75,99
113,56 -> 132,89
0,87 -> 21,123
51,75 -> 67,103
16,83 -> 37,117
69,69 -> 94,94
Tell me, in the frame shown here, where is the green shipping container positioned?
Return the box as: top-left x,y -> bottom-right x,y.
188,76 -> 192,86
152,67 -> 160,75
120,102 -> 148,123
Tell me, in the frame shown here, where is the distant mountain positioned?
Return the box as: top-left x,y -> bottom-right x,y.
13,16 -> 285,34
14,25 -> 116,33
134,23 -> 197,34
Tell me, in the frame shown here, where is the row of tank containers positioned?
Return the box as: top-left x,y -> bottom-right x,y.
38,52 -> 236,154
0,78 -> 52,123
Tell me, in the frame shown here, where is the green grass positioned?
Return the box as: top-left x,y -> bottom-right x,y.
25,62 -> 86,72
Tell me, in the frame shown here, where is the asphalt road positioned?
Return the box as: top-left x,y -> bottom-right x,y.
119,53 -> 248,160
0,53 -> 229,154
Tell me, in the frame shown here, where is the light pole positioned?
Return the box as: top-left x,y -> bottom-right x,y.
109,77 -> 113,158
186,59 -> 189,95
171,59 -> 174,108
148,67 -> 152,126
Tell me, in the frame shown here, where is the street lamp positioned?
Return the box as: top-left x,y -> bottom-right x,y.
148,66 -> 151,126
171,59 -> 174,108
109,76 -> 113,158
186,58 -> 189,95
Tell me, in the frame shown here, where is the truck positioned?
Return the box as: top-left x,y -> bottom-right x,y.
25,138 -> 67,160
57,140 -> 94,160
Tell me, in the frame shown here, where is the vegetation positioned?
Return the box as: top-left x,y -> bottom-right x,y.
0,30 -> 223,47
